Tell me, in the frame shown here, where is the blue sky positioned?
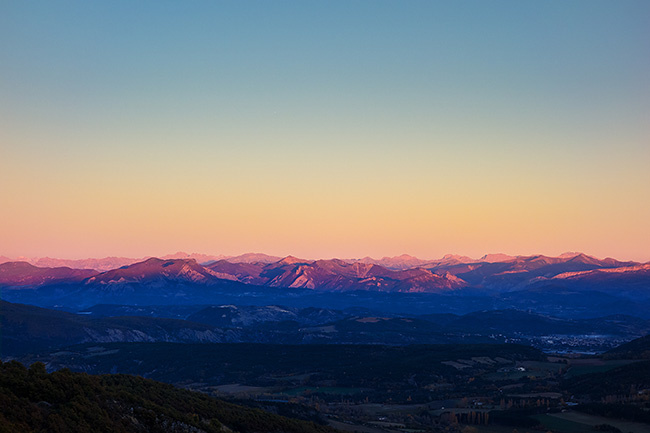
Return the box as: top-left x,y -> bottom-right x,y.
1,1 -> 649,260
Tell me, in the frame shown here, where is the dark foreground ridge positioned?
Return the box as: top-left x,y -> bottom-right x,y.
18,342 -> 547,408
0,360 -> 336,433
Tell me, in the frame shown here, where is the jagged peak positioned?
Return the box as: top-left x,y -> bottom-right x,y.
383,254 -> 419,260
566,252 -> 597,261
479,253 -> 515,263
137,257 -> 198,266
162,251 -> 191,259
275,255 -> 309,266
227,253 -> 282,264
559,251 -> 582,259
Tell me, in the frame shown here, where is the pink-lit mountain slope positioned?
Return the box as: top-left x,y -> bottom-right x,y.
1,252 -> 644,295
479,253 -> 516,263
226,253 -> 283,264
160,251 -> 228,263
553,263 -> 650,280
426,253 -> 639,290
205,260 -> 268,285
0,262 -> 97,287
34,256 -> 141,272
346,254 -> 434,270
85,258 -> 225,286
208,257 -> 467,293
346,253 -> 513,271
545,263 -> 650,297
3,252 -> 280,272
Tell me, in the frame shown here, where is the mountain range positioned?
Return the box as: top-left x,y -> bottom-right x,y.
1,252 -> 649,316
0,252 -> 280,271
2,251 -> 648,432
1,252 -> 646,290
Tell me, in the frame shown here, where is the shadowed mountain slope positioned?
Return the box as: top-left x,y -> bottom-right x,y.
605,334 -> 650,359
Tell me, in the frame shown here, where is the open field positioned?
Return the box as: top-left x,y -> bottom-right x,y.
537,411 -> 650,433
282,386 -> 366,396
533,414 -> 593,433
327,418 -> 398,433
484,360 -> 563,381
213,383 -> 271,395
564,359 -> 639,378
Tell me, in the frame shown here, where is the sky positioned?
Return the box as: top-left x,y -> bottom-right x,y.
1,1 -> 649,262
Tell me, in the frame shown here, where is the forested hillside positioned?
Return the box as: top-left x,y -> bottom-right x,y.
0,360 -> 336,433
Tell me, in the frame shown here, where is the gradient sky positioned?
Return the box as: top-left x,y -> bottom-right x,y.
1,1 -> 649,261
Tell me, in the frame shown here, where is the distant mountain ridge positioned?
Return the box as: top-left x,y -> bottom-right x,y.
0,261 -> 96,286
32,256 -> 140,272
205,257 -> 467,292
1,252 -> 648,311
1,252 -> 645,291
72,256 -> 469,293
0,252 -> 282,271
3,251 -> 642,269
85,257 -> 224,286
